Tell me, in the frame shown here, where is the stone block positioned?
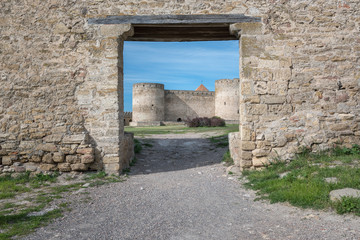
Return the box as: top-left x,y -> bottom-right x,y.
62,134 -> 88,144
19,141 -> 36,149
2,156 -> 12,166
100,24 -> 133,38
58,163 -> 71,172
253,157 -> 270,167
23,163 -> 38,172
71,163 -> 88,171
330,123 -> 349,131
66,155 -> 80,164
262,96 -> 286,104
76,148 -> 94,155
329,188 -> 360,202
254,81 -> 267,95
30,155 -> 41,163
13,165 -> 26,173
39,164 -> 57,171
81,154 -> 95,164
36,143 -> 57,152
104,163 -> 120,174
43,134 -> 63,143
228,132 -> 240,165
241,141 -> 256,151
240,150 -> 253,160
240,126 -> 252,141
54,23 -> 70,34
252,149 -> 270,157
241,81 -> 253,95
53,152 -> 64,163
42,153 -> 53,164
249,104 -> 267,115
103,155 -> 119,164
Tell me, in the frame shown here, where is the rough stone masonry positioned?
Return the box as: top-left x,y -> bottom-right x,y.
0,0 -> 359,174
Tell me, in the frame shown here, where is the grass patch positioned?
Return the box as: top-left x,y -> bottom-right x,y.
0,170 -> 127,239
0,172 -> 59,200
210,135 -> 229,148
0,206 -> 62,240
243,145 -> 360,214
134,139 -> 142,153
125,124 -> 238,136
334,196 -> 360,216
222,151 -> 234,166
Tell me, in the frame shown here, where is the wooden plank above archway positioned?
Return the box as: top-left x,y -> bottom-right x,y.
88,14 -> 261,41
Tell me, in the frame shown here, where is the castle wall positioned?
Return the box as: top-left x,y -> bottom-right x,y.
164,90 -> 215,121
132,83 -> 165,122
215,79 -> 240,121
0,0 -> 359,173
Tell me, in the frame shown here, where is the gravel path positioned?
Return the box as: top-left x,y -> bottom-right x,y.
24,133 -> 360,240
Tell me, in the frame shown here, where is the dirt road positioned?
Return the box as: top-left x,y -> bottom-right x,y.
25,132 -> 360,240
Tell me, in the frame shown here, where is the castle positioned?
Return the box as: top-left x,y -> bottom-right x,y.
131,79 -> 240,126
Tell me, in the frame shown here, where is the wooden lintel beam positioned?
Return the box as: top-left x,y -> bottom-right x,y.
88,14 -> 261,25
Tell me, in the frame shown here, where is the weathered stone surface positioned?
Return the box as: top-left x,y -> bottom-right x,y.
76,148 -> 94,155
42,153 -> 53,164
81,154 -> 95,164
2,156 -> 12,166
66,155 -> 80,164
36,144 -> 57,152
70,163 -> 88,171
58,163 -> 71,172
31,155 -> 42,163
62,134 -> 88,144
262,96 -> 286,105
43,134 -> 63,143
53,152 -> 65,163
253,157 -> 270,167
241,141 -> 256,151
229,132 -> 241,166
330,188 -> 360,202
13,165 -> 26,173
252,149 -> 270,158
23,163 -> 38,172
39,164 -> 57,172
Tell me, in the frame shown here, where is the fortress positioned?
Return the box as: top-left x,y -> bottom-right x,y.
131,79 -> 240,126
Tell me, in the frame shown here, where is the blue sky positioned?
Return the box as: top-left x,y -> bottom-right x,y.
123,41 -> 239,111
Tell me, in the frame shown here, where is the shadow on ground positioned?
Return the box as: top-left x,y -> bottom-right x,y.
129,137 -> 227,175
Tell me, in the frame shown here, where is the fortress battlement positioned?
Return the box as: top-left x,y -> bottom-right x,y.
165,90 -> 215,96
124,112 -> 132,117
133,83 -> 164,89
215,78 -> 240,85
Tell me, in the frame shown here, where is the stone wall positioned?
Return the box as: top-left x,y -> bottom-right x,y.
1,0 -> 359,173
124,112 -> 132,126
164,90 -> 215,121
215,79 -> 240,121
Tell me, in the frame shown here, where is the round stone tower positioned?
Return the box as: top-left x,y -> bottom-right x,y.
215,78 -> 240,121
132,83 -> 165,123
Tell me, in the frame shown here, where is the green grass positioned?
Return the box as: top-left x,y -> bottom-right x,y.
210,135 -> 229,147
0,171 -> 126,239
222,150 -> 234,166
0,206 -> 62,240
125,124 -> 238,136
243,145 -> 360,215
0,172 -> 59,200
134,139 -> 142,153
